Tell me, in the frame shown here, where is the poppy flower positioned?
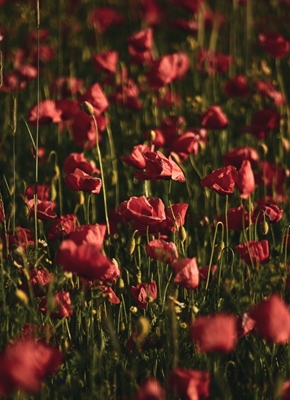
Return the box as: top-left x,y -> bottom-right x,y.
200,105 -> 228,130
242,108 -> 280,140
63,152 -> 100,175
25,184 -> 50,201
20,267 -> 54,297
117,196 -> 166,227
222,146 -> 259,169
56,240 -> 120,283
92,50 -> 119,74
168,129 -> 208,162
51,76 -> 84,98
258,31 -> 290,58
99,286 -> 120,304
0,338 -> 62,394
236,313 -> 256,339
281,380 -> 290,400
199,264 -> 218,281
134,151 -> 186,182
127,28 -> 153,52
168,367 -> 210,399
27,199 -> 57,221
173,19 -> 199,34
39,291 -> 73,319
248,294 -> 290,343
146,239 -> 178,263
28,99 -> 62,126
110,78 -> 142,110
252,198 -> 283,224
197,49 -> 232,75
131,281 -> 157,309
64,168 -> 102,194
235,240 -> 269,265
68,223 -> 106,249
88,7 -> 124,34
171,257 -> 200,289
120,144 -> 151,169
256,80 -> 285,106
255,161 -> 287,197
236,160 -> 255,199
21,323 -> 55,343
164,203 -> 188,233
146,54 -> 178,89
55,99 -> 79,121
133,378 -> 165,400
189,313 -> 238,353
200,165 -> 238,195
140,0 -> 163,26
47,214 -> 78,241
78,83 -> 109,116
16,64 -> 38,82
71,110 -> 107,149
3,227 -> 34,255
215,205 -> 251,231
224,75 -> 250,97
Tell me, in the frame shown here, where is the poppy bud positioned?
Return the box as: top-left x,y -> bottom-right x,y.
136,316 -> 150,336
15,289 -> 29,306
261,220 -> 269,235
126,236 -> 136,255
214,241 -> 225,261
77,191 -> 85,205
82,101 -> 94,116
178,226 -> 187,242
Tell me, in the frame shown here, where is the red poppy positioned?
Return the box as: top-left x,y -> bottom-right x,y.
281,380 -> 290,400
0,72 -> 27,92
117,196 -> 166,227
25,184 -> 50,201
200,105 -> 228,130
88,7 -> 124,34
174,19 -> 199,34
21,323 -> 55,343
39,291 -> 73,319
200,165 -> 238,195
248,294 -> 290,343
51,76 -> 84,98
236,313 -> 256,339
92,50 -> 119,74
0,338 -> 62,394
55,99 -> 79,121
63,152 -> 100,175
146,54 -> 178,89
168,129 -> 208,162
258,31 -> 290,58
252,198 -> 283,224
134,151 -> 186,182
222,146 -> 259,169
56,240 -> 120,283
235,240 -> 269,265
164,203 -> 188,233
127,28 -> 153,52
78,83 -> 109,116
120,144 -> 151,169
68,223 -> 107,249
146,239 -> 178,263
28,99 -> 62,126
16,64 -> 38,82
27,199 -> 57,221
140,0 -> 163,26
109,78 -> 142,110
256,80 -> 285,106
199,264 -> 218,281
236,160 -> 255,199
20,267 -> 54,297
133,378 -> 165,400
99,286 -> 120,304
65,168 -> 102,194
224,75 -> 250,97
255,161 -> 287,197
3,227 -> 34,254
242,108 -> 281,140
171,257 -> 200,289
189,313 -> 238,353
71,110 -> 107,149
197,49 -> 232,75
168,367 -> 210,400
216,205 -> 251,231
47,214 -> 78,241
131,281 -> 157,309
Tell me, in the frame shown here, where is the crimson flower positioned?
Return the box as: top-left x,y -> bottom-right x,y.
133,378 -> 165,400
39,291 -> 73,319
200,105 -> 228,130
109,78 -> 142,110
78,83 -> 109,116
146,239 -> 178,263
134,151 -> 186,182
168,129 -> 208,162
282,380 -> 290,400
168,367 -> 210,400
215,205 -> 251,231
27,199 -> 57,221
20,267 -> 54,297
92,50 -> 119,74
200,165 -> 238,195
224,75 -> 250,97
131,281 -> 157,309
120,144 -> 151,169
28,99 -> 62,126
171,257 -> 199,289
88,7 -> 124,34
65,168 -> 102,194
71,110 -> 107,149
252,198 -> 283,224
242,108 -> 281,140
256,80 -> 285,106
248,294 -> 290,343
51,76 -> 84,98
259,31 -> 290,58
235,240 -> 269,265
127,28 -> 154,52
164,203 -> 188,233
236,160 -> 255,199
63,152 -> 100,175
189,313 -> 238,353
99,286 -> 120,304
0,338 -> 62,395
56,240 -> 120,283
255,161 -> 287,198
25,184 -> 50,201
223,146 -> 259,168
68,224 -> 107,249
47,214 -> 78,241
197,49 -> 232,75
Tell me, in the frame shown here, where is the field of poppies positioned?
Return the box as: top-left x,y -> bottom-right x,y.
2,0 -> 290,399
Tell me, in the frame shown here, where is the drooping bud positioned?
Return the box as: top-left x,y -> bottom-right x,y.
214,241 -> 225,261
261,220 -> 269,235
82,101 -> 95,116
178,226 -> 187,242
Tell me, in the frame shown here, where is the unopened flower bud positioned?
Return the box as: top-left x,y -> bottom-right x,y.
148,130 -> 156,142
82,101 -> 94,116
15,289 -> 29,306
178,226 -> 187,242
261,220 -> 269,235
136,316 -> 150,337
214,241 -> 225,261
258,142 -> 268,156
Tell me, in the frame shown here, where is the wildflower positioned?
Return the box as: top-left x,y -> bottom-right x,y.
88,7 -> 124,34
64,168 -> 102,194
63,152 -> 100,175
236,160 -> 256,199
215,205 -> 251,231
248,294 -> 290,344
28,99 -> 62,126
78,83 -> 109,116
92,50 -> 119,74
68,223 -> 107,249
224,75 -> 250,97
235,240 -> 269,265
146,239 -> 178,263
51,76 -> 84,98
127,28 -> 154,52
0,338 -> 62,394
133,378 -> 165,400
197,49 -> 232,75
27,199 -> 57,221
71,110 -> 107,149
120,144 -> 151,169
39,291 -> 73,319
47,214 -> 78,241
242,108 -> 280,140
171,257 -> 200,290
131,281 -> 157,309
167,129 -> 208,162
19,267 -> 53,297
200,105 -> 228,130
189,313 -> 238,353
256,80 -> 285,106
252,198 -> 283,224
168,367 -> 210,399
222,146 -> 259,168
200,165 -> 238,195
258,31 -> 290,58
